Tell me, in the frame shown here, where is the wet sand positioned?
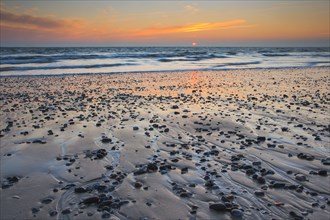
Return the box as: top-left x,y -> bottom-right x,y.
0,68 -> 329,220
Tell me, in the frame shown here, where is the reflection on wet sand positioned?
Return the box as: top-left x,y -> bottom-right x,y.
0,68 -> 329,220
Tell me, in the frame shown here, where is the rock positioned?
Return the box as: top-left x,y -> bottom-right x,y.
133,126 -> 139,131
101,137 -> 112,143
257,176 -> 266,184
134,167 -> 147,176
321,158 -> 330,165
257,136 -> 266,142
254,190 -> 265,197
2,176 -> 21,189
61,208 -> 72,215
75,186 -> 87,193
272,182 -> 286,189
147,163 -> 158,172
252,161 -> 262,166
297,153 -> 314,161
295,174 -> 307,181
181,167 -> 189,174
41,197 -> 53,204
134,182 -> 143,188
171,105 -> 179,109
209,203 -> 226,212
231,209 -> 243,218
289,211 -> 303,220
49,210 -> 58,216
31,207 -> 40,214
318,170 -> 328,176
82,196 -> 100,205
180,192 -> 191,197
32,139 -> 47,144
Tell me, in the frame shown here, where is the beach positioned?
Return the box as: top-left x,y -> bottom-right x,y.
0,68 -> 329,219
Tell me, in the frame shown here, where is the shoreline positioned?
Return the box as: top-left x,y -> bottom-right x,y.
0,66 -> 329,78
1,68 -> 329,219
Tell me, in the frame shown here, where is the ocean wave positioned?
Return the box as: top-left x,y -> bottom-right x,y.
214,61 -> 261,67
0,63 -> 137,72
262,53 -> 289,57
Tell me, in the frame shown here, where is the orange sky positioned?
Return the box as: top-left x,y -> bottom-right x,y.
0,1 -> 329,46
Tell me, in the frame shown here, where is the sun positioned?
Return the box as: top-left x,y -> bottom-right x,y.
192,42 -> 197,47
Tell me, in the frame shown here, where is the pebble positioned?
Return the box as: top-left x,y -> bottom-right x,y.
257,136 -> 266,142
318,170 -> 328,176
254,190 -> 265,197
231,209 -> 243,218
74,186 -> 87,193
289,211 -> 303,220
134,182 -> 143,188
31,207 -> 40,214
83,196 -> 100,205
61,208 -> 72,215
295,174 -> 307,181
49,210 -> 58,216
147,163 -> 158,172
41,197 -> 53,204
209,203 -> 226,212
321,158 -> 330,165
133,126 -> 139,131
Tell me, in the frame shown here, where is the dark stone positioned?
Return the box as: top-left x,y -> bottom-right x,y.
209,203 -> 226,212
147,163 -> 158,172
231,209 -> 243,218
49,210 -> 58,216
74,186 -> 87,193
321,158 -> 330,165
41,197 -> 53,204
82,196 -> 100,205
257,176 -> 266,184
272,182 -> 286,189
133,167 -> 147,176
101,137 -> 112,143
318,170 -> 328,176
181,167 -> 189,174
180,192 -> 191,197
32,139 -> 47,144
31,207 -> 40,214
133,126 -> 139,131
257,136 -> 266,142
134,182 -> 143,188
289,211 -> 303,220
252,161 -> 262,166
61,208 -> 72,215
254,190 -> 265,197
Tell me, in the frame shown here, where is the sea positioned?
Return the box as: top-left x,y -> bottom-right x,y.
0,47 -> 329,76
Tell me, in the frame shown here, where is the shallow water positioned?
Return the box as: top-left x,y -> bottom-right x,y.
0,47 -> 329,76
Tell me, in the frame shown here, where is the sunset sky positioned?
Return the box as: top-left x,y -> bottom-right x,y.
0,0 -> 329,47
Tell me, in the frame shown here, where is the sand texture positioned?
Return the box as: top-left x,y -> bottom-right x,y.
1,68 -> 329,220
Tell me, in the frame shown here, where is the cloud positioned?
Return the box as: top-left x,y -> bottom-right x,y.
0,9 -> 85,30
134,20 -> 255,36
184,5 -> 199,13
0,7 -> 255,45
1,10 -> 62,28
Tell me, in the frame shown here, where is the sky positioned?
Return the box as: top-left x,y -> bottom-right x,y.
0,0 -> 329,47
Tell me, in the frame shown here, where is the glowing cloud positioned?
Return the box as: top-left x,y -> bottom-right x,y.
134,20 -> 254,36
